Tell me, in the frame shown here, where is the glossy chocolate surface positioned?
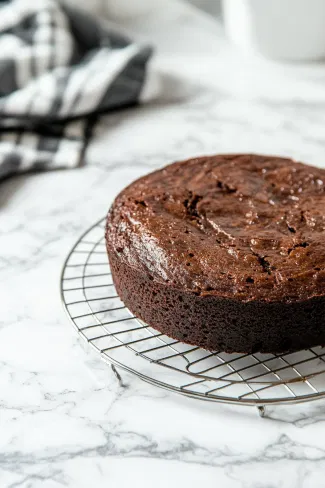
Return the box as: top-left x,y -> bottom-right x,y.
107,154 -> 325,302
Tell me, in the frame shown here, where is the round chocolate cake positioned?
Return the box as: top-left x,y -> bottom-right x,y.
106,154 -> 325,353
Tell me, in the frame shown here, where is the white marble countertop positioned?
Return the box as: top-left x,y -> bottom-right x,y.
3,3 -> 325,487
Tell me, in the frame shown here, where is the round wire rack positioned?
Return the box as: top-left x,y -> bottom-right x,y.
61,217 -> 325,412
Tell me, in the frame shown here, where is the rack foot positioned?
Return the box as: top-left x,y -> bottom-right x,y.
111,364 -> 125,387
257,405 -> 266,418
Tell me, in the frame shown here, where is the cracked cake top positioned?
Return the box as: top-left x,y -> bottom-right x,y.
106,154 -> 325,302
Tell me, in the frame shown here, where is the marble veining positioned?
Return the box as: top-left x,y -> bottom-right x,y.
3,1 -> 325,487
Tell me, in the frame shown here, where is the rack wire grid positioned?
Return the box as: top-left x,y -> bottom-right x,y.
61,217 -> 325,413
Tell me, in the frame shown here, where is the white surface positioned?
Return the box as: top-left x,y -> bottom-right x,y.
223,0 -> 325,61
3,2 -> 325,487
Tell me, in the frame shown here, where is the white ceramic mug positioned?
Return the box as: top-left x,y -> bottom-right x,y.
222,0 -> 325,61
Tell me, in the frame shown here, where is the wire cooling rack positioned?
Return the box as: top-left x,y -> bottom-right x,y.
61,217 -> 325,414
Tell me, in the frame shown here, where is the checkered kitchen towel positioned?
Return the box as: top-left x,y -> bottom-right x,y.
0,0 -> 154,180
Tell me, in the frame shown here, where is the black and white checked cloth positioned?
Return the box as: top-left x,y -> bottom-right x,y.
0,0 -> 154,180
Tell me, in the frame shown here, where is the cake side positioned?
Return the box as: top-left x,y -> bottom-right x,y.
108,247 -> 325,354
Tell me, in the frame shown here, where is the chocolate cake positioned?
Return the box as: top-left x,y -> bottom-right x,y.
106,154 -> 325,354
